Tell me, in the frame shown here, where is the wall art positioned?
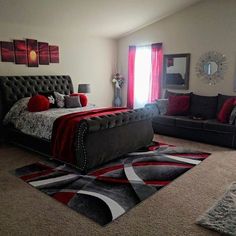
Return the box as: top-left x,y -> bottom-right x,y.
38,42 -> 49,65
1,41 -> 15,62
0,38 -> 59,67
14,40 -> 27,64
49,45 -> 59,63
27,39 -> 38,67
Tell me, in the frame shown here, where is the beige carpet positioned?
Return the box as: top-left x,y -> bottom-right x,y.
0,134 -> 236,236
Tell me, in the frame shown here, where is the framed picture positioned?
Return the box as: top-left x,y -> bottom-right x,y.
49,45 -> 59,63
1,41 -> 15,62
27,39 -> 38,67
38,42 -> 49,65
14,40 -> 27,64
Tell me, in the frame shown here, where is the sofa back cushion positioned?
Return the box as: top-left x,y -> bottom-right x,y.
166,95 -> 190,115
190,94 -> 218,119
217,94 -> 236,114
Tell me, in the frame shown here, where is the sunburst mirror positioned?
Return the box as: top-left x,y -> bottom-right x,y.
196,51 -> 227,85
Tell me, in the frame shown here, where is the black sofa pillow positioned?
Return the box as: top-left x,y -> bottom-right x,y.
217,94 -> 236,114
190,94 -> 218,119
164,90 -> 192,99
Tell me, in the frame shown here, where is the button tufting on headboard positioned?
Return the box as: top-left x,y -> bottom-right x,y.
0,75 -> 74,121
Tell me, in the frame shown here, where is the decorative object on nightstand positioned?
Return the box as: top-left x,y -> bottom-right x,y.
196,51 -> 227,85
112,73 -> 124,107
77,83 -> 91,107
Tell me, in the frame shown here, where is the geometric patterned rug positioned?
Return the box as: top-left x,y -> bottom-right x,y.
15,142 -> 211,226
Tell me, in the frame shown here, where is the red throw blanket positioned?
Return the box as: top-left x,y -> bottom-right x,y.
51,107 -> 129,165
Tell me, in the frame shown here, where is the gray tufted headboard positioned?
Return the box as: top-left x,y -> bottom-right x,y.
0,75 -> 74,124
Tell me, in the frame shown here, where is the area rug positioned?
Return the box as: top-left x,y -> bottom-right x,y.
15,142 -> 210,226
196,182 -> 236,236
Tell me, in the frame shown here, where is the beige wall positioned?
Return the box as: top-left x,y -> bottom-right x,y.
118,0 -> 236,105
0,23 -> 116,107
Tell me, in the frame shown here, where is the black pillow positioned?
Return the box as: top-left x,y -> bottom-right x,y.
39,91 -> 57,108
190,94 -> 218,119
164,90 -> 192,99
217,94 -> 236,114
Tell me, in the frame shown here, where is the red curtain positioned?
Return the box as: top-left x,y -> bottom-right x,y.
149,43 -> 163,102
127,46 -> 136,108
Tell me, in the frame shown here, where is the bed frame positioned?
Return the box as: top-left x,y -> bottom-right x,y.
0,75 -> 154,173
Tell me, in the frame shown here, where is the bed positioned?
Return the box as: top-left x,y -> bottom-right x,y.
0,75 -> 154,173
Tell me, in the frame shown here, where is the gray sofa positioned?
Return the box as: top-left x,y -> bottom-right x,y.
146,93 -> 236,148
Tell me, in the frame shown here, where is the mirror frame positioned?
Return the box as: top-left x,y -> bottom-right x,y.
163,53 -> 190,90
195,51 -> 227,85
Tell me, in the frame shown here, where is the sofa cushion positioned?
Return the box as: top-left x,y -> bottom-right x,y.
217,98 -> 236,123
152,115 -> 176,126
164,90 -> 192,99
203,120 -> 236,133
166,95 -> 190,116
217,94 -> 236,114
175,117 -> 203,129
190,94 -> 217,119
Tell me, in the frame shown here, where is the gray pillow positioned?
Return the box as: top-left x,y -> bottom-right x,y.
156,99 -> 168,115
229,106 -> 236,125
65,96 -> 82,108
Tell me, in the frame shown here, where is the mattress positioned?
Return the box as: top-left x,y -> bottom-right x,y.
3,97 -> 98,140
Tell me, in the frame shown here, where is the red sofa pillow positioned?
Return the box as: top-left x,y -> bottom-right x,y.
28,95 -> 50,112
166,95 -> 190,116
217,98 -> 236,123
70,93 -> 88,107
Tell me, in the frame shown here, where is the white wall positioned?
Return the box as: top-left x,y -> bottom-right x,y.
118,0 -> 236,104
0,20 -> 117,107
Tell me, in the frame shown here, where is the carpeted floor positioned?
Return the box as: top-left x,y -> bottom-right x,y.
0,134 -> 236,236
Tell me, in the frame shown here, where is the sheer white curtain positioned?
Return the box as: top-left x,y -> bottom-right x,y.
133,45 -> 151,108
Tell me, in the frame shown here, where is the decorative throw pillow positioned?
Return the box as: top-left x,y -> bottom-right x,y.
28,95 -> 50,112
70,93 -> 88,107
229,106 -> 236,125
217,98 -> 236,123
39,91 -> 56,108
54,92 -> 65,108
166,95 -> 190,116
155,99 -> 168,115
65,95 -> 82,108
190,94 -> 218,119
217,94 -> 236,114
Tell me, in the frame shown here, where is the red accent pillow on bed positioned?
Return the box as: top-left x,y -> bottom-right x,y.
217,98 -> 236,123
70,93 -> 88,107
28,95 -> 50,112
166,95 -> 190,115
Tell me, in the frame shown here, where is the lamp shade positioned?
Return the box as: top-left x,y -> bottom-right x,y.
78,84 -> 91,93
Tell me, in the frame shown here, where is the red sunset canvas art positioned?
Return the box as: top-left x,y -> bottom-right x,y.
27,39 -> 38,67
14,40 -> 27,64
38,42 -> 49,65
1,41 -> 15,62
49,45 -> 59,63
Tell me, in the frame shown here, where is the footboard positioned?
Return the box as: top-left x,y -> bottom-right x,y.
75,108 -> 154,172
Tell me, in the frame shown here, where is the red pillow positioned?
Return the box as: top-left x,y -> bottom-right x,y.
70,93 -> 88,107
28,95 -> 50,112
166,95 -> 190,116
217,98 -> 236,123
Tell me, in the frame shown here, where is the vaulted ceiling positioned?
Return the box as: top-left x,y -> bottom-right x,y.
0,0 -> 202,38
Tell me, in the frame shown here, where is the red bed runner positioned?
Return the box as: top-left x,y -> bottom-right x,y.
51,107 -> 129,165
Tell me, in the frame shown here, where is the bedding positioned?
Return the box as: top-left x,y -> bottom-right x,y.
3,97 -> 97,140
